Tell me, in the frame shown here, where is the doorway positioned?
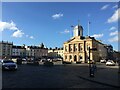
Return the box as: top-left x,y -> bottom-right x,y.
74,55 -> 77,62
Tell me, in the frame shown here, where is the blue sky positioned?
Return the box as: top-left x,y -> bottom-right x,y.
1,2 -> 119,50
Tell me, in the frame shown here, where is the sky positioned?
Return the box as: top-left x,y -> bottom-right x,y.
0,2 -> 119,50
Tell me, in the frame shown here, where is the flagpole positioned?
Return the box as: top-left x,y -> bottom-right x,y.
88,21 -> 90,36
70,27 -> 71,39
88,21 -> 89,36
71,25 -> 74,38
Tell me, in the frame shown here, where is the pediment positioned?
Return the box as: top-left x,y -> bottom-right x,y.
70,38 -> 83,43
65,36 -> 84,43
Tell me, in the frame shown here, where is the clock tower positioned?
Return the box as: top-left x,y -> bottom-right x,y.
73,24 -> 83,37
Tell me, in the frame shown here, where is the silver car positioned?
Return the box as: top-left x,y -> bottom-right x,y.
2,60 -> 17,70
106,60 -> 115,66
100,59 -> 106,63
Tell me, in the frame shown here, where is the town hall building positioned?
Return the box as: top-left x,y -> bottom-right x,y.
63,23 -> 108,63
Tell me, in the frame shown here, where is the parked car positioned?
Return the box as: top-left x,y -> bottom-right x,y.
88,60 -> 94,64
100,59 -> 106,63
47,59 -> 52,62
2,60 -> 17,70
41,59 -> 47,62
106,60 -> 115,66
22,58 -> 27,64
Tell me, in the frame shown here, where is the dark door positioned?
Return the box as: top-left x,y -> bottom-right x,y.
74,55 -> 77,62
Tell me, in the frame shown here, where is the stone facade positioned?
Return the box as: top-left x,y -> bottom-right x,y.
63,24 -> 108,63
0,41 -> 13,59
48,48 -> 63,58
25,45 -> 48,59
0,41 -> 48,60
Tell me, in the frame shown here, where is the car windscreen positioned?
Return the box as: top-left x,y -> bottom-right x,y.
3,61 -> 14,63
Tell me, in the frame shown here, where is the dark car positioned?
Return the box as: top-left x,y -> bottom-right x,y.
2,60 -> 17,70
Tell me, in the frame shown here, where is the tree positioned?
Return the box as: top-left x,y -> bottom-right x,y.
55,47 -> 58,50
49,47 -> 52,50
40,43 -> 44,49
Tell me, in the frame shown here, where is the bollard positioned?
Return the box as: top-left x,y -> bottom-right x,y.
90,66 -> 94,77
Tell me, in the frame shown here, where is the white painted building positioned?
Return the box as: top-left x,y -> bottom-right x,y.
25,45 -> 48,59
48,48 -> 63,58
12,45 -> 26,58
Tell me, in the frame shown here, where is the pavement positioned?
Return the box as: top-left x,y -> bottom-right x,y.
70,64 -> 120,88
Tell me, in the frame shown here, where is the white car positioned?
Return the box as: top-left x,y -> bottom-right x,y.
106,60 -> 115,66
22,58 -> 27,64
100,59 -> 106,63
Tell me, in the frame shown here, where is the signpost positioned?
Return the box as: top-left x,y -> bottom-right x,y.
88,47 -> 97,77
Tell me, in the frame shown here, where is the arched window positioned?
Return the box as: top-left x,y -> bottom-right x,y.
75,44 -> 77,51
74,44 -> 77,51
81,46 -> 83,51
78,43 -> 80,51
79,55 -> 82,61
65,55 -> 67,59
69,44 -> 72,52
65,45 -> 67,52
74,44 -> 75,51
70,55 -> 72,59
74,55 -> 77,61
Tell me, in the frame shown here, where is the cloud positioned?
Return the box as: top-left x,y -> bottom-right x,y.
0,20 -> 35,39
0,20 -> 18,31
0,20 -> 25,38
107,8 -> 120,23
108,31 -> 119,42
110,31 -> 118,36
112,5 -> 118,9
108,36 -> 118,42
91,34 -> 103,38
29,36 -> 34,39
109,26 -> 117,31
52,13 -> 63,19
60,29 -> 70,34
26,35 -> 34,39
12,30 -> 24,38
101,4 -> 109,10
